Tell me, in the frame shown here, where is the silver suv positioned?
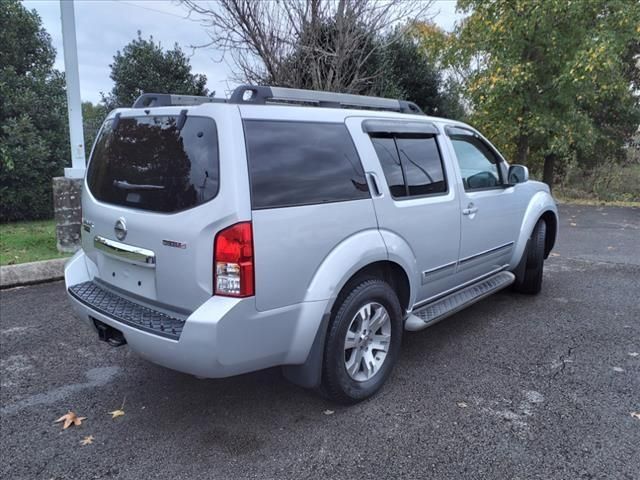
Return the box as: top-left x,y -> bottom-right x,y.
65,86 -> 558,403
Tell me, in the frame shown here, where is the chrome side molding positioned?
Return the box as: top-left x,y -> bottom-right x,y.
94,236 -> 156,267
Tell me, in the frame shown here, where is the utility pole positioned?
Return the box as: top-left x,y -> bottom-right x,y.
54,0 -> 85,253
60,0 -> 86,178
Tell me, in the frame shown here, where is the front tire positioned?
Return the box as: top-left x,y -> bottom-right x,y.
513,219 -> 547,294
321,279 -> 403,404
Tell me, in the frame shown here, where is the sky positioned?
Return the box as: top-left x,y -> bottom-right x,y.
23,0 -> 464,103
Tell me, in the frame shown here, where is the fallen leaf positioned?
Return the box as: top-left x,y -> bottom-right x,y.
54,411 -> 86,429
631,412 -> 640,420
457,402 -> 469,408
323,410 -> 334,415
109,396 -> 127,419
80,435 -> 94,446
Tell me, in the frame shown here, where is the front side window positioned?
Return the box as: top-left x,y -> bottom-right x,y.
244,120 -> 369,209
87,115 -> 219,213
450,136 -> 502,190
371,134 -> 447,198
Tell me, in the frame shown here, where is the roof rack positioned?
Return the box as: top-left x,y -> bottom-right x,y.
229,85 -> 424,114
132,85 -> 424,115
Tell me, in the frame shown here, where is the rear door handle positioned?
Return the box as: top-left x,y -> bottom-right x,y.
366,172 -> 383,197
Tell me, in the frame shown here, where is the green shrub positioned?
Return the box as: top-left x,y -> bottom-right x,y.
0,0 -> 69,222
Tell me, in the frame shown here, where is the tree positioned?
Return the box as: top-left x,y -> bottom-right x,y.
376,28 -> 464,118
82,102 -> 108,153
440,0 -> 640,188
102,32 -> 209,109
412,21 -> 469,119
182,0 -> 431,94
0,0 -> 69,222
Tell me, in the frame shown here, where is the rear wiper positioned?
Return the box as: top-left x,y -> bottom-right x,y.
113,180 -> 165,190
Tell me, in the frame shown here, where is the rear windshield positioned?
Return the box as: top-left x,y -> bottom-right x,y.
87,115 -> 219,213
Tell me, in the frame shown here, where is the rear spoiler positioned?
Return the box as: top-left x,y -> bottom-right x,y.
132,94 -> 225,108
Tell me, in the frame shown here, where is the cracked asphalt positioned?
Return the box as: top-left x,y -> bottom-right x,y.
1,204 -> 639,479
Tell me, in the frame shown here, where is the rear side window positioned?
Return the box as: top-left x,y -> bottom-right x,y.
244,120 -> 369,209
371,134 -> 447,198
371,137 -> 405,197
396,137 -> 446,196
87,115 -> 219,213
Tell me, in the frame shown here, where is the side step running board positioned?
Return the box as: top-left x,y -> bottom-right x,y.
404,271 -> 515,332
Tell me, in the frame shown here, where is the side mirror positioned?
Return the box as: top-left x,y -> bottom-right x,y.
507,164 -> 529,185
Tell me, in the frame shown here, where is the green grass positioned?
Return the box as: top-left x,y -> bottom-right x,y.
0,220 -> 70,266
554,162 -> 640,205
555,196 -> 640,208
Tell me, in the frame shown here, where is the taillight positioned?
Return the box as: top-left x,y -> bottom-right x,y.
214,222 -> 254,297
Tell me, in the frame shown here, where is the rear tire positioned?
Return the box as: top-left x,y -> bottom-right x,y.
321,279 -> 402,404
513,219 -> 546,294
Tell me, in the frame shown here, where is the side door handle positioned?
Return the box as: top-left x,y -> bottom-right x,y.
462,203 -> 478,216
366,172 -> 383,198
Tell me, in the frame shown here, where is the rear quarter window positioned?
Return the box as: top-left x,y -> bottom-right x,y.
87,115 -> 219,213
243,120 -> 369,209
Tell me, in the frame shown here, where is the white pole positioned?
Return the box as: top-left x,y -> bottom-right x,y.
60,0 -> 86,178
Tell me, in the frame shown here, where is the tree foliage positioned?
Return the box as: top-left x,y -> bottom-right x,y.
183,0 -> 463,116
82,102 -> 108,153
182,0 -> 431,94
102,32 -> 209,109
0,0 -> 69,221
376,28 -> 464,118
421,0 -> 640,187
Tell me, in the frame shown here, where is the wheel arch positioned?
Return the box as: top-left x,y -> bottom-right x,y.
284,256 -> 412,390
330,261 -> 411,316
540,210 -> 557,258
511,191 -> 558,268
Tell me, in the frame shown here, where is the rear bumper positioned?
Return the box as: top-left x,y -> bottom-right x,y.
64,251 -> 327,378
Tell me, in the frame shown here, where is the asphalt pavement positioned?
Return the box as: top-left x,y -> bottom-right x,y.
1,204 -> 639,479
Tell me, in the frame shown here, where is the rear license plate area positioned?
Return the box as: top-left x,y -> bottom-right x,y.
98,255 -> 157,298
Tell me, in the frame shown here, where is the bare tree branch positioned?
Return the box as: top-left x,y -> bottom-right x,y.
181,0 -> 433,93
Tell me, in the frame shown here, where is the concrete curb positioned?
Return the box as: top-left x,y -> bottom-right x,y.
0,258 -> 67,289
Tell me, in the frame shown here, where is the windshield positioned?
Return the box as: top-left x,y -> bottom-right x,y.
87,115 -> 219,213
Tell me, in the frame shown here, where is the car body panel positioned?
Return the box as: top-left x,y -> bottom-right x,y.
251,200 -> 379,311
345,118 -> 462,304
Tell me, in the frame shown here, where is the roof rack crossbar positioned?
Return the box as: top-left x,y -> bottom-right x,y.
229,85 -> 424,115
132,93 -> 225,108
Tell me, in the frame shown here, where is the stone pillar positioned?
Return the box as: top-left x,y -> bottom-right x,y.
52,177 -> 83,253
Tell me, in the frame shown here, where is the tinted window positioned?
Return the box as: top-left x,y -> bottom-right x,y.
371,135 -> 447,198
450,136 -> 502,190
396,137 -> 446,196
244,120 -> 369,209
371,136 -> 405,197
87,116 -> 219,213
